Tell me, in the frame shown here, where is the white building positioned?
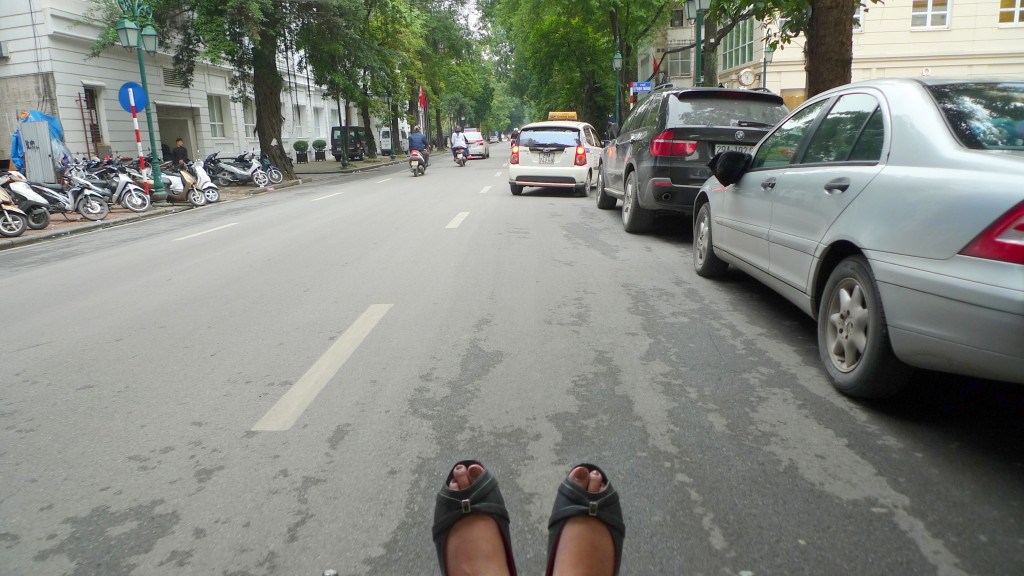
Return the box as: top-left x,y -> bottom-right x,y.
643,0 -> 1024,109
0,0 -> 354,164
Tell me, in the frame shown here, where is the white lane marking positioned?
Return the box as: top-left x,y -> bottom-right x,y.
479,186 -> 491,194
173,223 -> 238,241
375,178 -> 392,184
252,304 -> 393,431
446,212 -> 470,229
313,192 -> 344,201
494,171 -> 502,177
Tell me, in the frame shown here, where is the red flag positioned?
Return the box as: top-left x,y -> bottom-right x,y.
419,86 -> 427,110
653,57 -> 660,78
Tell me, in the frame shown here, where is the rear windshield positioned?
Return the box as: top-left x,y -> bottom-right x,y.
518,128 -> 580,147
927,83 -> 1024,150
465,131 -> 483,140
666,95 -> 789,129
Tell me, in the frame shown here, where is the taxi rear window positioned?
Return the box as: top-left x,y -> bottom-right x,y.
518,128 -> 580,147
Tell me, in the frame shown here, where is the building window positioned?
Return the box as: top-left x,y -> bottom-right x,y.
1000,0 -> 1024,24
911,0 -> 949,28
208,95 -> 225,138
243,100 -> 256,138
721,19 -> 754,71
853,5 -> 864,32
292,105 -> 303,137
314,107 -> 324,138
667,44 -> 692,77
671,9 -> 686,27
83,87 -> 104,145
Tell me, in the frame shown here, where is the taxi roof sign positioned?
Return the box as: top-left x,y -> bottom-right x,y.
547,111 -> 578,120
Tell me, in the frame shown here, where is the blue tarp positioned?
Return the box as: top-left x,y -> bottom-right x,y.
9,110 -> 72,170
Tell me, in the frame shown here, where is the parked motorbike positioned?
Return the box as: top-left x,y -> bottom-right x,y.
31,169 -> 111,221
205,152 -> 269,187
1,170 -> 51,229
102,164 -> 150,213
258,152 -> 285,184
187,158 -> 220,203
0,174 -> 30,237
132,164 -> 207,207
453,146 -> 468,167
409,149 -> 427,176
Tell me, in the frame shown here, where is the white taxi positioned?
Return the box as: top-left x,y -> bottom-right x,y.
508,121 -> 603,196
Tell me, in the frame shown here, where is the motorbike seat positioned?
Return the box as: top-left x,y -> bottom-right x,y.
31,182 -> 66,192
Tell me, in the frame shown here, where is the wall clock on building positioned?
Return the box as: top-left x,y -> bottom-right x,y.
737,68 -> 756,87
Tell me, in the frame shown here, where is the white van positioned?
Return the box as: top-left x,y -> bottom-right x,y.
380,126 -> 409,155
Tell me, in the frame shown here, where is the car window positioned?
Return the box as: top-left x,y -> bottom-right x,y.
642,96 -> 663,130
802,94 -> 883,164
751,100 -> 829,169
927,82 -> 1024,150
584,127 -> 598,146
518,128 -> 581,148
620,95 -> 656,133
847,108 -> 885,161
667,94 -> 789,128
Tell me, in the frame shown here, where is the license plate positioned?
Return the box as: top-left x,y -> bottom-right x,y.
539,153 -> 554,164
715,144 -> 753,154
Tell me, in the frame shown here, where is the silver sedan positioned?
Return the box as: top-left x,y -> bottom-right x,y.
692,78 -> 1024,398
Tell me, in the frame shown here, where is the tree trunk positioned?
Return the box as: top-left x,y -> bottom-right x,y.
390,101 -> 400,155
806,0 -> 854,97
253,27 -> 294,178
434,105 -> 443,149
359,101 -> 377,158
702,19 -> 719,87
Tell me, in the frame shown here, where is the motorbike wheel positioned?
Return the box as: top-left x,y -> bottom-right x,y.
253,170 -> 269,187
187,188 -> 208,207
78,197 -> 110,221
267,168 -> 284,184
27,206 -> 50,230
204,187 -> 220,203
0,211 -> 28,237
122,189 -> 151,213
215,174 -> 233,187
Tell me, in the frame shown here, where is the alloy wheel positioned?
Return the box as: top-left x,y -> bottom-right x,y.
824,279 -> 870,373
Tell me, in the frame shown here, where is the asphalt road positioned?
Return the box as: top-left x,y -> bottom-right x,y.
2,143 -> 1022,576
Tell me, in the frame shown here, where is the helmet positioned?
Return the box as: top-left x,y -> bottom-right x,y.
455,126 -> 462,132
413,125 -> 421,132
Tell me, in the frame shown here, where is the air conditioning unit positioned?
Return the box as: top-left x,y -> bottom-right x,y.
0,41 -> 10,59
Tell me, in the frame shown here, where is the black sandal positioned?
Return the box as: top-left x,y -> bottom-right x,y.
433,460 -> 517,576
546,463 -> 625,576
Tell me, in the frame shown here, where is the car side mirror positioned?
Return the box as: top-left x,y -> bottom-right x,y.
708,151 -> 752,186
601,140 -> 612,147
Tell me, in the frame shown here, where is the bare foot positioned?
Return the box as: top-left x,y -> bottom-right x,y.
444,464 -> 512,576
550,466 -> 615,576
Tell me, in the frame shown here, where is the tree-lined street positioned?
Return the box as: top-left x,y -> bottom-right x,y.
2,148 -> 1022,575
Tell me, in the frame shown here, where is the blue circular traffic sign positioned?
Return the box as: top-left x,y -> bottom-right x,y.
118,82 -> 148,113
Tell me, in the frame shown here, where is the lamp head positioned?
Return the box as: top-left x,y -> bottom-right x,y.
612,51 -> 623,71
140,24 -> 158,54
764,43 -> 775,63
116,18 -> 139,49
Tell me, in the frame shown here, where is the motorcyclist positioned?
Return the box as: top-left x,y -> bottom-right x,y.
450,127 -> 469,160
409,125 -> 429,165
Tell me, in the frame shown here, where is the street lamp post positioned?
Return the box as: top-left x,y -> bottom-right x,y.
684,0 -> 713,87
612,51 -> 623,127
115,0 -> 165,202
386,93 -> 396,161
762,43 -> 775,90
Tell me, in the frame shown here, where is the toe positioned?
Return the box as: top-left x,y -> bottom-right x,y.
587,469 -> 605,493
451,464 -> 472,490
570,466 -> 590,489
467,464 -> 485,485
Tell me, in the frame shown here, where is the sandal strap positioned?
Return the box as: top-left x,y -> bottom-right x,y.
547,479 -> 625,535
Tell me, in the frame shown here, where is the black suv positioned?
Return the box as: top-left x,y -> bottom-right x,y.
597,87 -> 788,232
330,126 -> 366,161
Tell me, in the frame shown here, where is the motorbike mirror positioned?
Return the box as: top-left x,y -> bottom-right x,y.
707,151 -> 752,186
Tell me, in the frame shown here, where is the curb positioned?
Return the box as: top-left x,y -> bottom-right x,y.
293,159 -> 406,176
0,178 -> 304,251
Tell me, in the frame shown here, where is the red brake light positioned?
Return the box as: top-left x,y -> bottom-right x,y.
574,145 -> 587,166
650,131 -> 697,157
960,200 -> 1024,264
510,145 -> 519,165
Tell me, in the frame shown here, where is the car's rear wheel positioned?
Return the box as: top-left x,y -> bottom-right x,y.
510,183 -> 523,196
817,255 -> 911,398
576,171 -> 591,197
595,166 -> 615,209
621,171 -> 652,233
693,203 -> 728,277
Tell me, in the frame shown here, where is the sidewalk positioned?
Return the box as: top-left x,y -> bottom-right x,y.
0,156 -> 405,251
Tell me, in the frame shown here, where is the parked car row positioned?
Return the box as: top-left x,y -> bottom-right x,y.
508,79 -> 1024,400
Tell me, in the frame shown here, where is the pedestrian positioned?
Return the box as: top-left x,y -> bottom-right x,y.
171,138 -> 189,168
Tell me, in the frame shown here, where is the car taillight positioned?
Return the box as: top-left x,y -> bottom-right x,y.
574,145 -> 587,166
510,145 -> 519,165
960,200 -> 1024,264
650,131 -> 698,157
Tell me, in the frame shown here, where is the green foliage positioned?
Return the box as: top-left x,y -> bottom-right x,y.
312,139 -> 327,151
292,140 -> 309,153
